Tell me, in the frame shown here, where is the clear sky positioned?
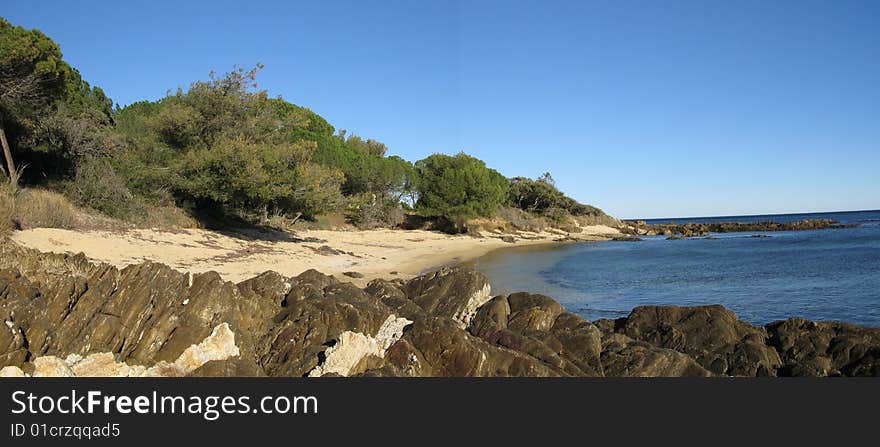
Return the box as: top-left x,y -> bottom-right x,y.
4,0 -> 878,218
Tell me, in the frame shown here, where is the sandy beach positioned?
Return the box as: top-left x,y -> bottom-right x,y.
9,225 -> 620,286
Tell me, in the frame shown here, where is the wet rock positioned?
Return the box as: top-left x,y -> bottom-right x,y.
611,236 -> 643,242
621,305 -> 781,376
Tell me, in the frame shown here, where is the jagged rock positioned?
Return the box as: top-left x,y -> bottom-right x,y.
470,293 -> 603,376
766,318 -> 880,377
625,219 -> 856,237
403,267 -> 492,329
236,271 -> 292,335
364,279 -> 425,321
67,353 -> 146,377
189,357 -> 266,377
5,323 -> 240,377
621,305 -> 781,376
32,356 -> 75,377
149,322 -> 240,376
308,315 -> 412,377
387,316 -> 563,377
0,365 -> 26,377
259,281 -> 394,377
600,334 -> 713,377
294,269 -> 338,290
3,241 -> 880,378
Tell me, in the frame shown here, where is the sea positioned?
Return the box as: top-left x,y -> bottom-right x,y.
469,210 -> 880,327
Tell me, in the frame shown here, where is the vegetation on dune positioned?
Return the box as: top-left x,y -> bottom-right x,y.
414,153 -> 509,229
0,16 -> 610,234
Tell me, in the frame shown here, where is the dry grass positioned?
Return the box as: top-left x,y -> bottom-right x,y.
136,205 -> 200,229
8,189 -> 80,230
0,190 -> 15,236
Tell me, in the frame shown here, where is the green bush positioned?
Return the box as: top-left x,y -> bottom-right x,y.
414,152 -> 508,228
508,172 -> 605,219
69,156 -> 142,219
174,138 -> 343,218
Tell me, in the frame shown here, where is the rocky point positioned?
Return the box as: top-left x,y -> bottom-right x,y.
1,242 -> 878,377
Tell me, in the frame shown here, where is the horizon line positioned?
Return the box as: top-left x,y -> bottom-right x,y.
623,208 -> 880,222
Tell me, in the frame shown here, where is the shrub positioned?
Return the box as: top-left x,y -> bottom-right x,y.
414,152 -> 509,228
494,206 -> 548,232
174,138 -> 344,219
508,173 -> 567,214
508,172 -> 609,221
347,196 -> 406,229
69,156 -> 142,219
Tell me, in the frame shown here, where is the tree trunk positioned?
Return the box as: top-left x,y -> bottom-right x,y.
0,124 -> 15,181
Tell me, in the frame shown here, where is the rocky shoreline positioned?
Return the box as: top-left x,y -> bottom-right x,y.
1,242 -> 877,377
624,218 -> 858,238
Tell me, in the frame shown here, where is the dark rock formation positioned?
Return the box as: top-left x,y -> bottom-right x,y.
766,318 -> 880,376
469,293 -> 603,376
2,242 -> 878,377
618,305 -> 782,376
600,334 -> 713,377
626,218 -> 857,239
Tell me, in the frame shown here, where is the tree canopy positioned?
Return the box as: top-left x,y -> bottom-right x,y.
0,17 -> 114,181
414,152 -> 509,225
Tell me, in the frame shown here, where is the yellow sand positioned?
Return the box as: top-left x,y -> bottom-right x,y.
9,225 -> 619,286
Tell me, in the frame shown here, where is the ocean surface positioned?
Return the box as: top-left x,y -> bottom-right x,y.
470,210 -> 880,327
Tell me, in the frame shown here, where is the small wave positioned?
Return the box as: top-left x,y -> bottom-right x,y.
574,306 -> 629,319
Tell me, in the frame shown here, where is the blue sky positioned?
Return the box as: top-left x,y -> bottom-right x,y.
4,0 -> 878,218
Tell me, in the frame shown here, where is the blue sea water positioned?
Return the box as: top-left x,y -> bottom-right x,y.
470,210 -> 880,327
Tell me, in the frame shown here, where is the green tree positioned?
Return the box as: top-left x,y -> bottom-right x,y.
0,17 -> 113,182
414,152 -> 508,227
174,138 -> 343,218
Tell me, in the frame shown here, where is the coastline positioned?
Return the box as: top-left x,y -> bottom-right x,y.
8,224 -> 620,286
